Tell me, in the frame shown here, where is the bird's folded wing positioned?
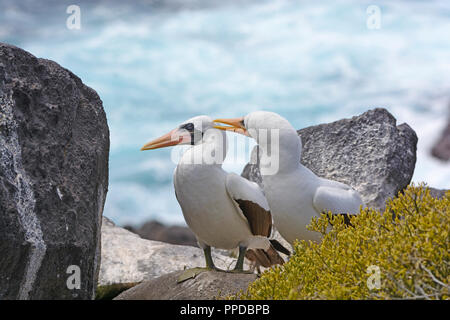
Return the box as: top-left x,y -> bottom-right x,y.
312,185 -> 364,215
225,173 -> 272,237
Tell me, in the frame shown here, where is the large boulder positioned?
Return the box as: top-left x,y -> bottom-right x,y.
0,43 -> 109,299
242,108 -> 418,211
99,217 -> 245,288
114,270 -> 257,300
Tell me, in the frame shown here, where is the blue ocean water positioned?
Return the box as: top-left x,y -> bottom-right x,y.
1,0 -> 449,226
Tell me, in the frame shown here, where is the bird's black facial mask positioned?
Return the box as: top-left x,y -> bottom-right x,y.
179,122 -> 203,145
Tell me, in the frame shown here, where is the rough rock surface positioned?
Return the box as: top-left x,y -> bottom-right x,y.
125,220 -> 197,247
0,43 -> 109,299
242,108 -> 418,211
99,217 -> 247,287
114,270 -> 257,300
431,105 -> 450,161
428,187 -> 448,199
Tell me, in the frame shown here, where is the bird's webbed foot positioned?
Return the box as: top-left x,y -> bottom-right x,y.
177,246 -> 225,283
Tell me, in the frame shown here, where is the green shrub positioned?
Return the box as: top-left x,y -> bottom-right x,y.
237,184 -> 449,300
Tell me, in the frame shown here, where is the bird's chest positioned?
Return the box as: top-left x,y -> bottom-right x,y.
262,174 -> 318,241
175,164 -> 224,197
173,164 -> 249,248
174,165 -> 230,224
262,174 -> 314,210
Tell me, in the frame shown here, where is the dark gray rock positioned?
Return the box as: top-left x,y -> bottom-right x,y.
125,220 -> 197,247
428,187 -> 448,199
431,105 -> 450,161
114,270 -> 257,300
242,108 -> 418,211
0,43 -> 109,299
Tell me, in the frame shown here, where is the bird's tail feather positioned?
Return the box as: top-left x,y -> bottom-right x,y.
269,239 -> 291,256
245,243 -> 286,268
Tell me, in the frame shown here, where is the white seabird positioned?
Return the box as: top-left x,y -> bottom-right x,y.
141,115 -> 288,281
214,111 -> 364,244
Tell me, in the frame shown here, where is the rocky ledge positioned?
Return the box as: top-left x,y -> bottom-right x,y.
114,270 -> 256,300
98,217 -> 249,298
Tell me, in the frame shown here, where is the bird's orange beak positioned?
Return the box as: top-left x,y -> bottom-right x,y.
213,117 -> 249,136
141,128 -> 191,151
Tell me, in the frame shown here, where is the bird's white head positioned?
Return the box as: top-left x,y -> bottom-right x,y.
141,115 -> 216,151
213,111 -> 302,173
214,111 -> 298,146
244,111 -> 296,141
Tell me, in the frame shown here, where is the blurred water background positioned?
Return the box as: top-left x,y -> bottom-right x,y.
1,0 -> 449,226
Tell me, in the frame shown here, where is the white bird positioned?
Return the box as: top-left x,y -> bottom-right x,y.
214,111 -> 364,244
141,115 -> 288,281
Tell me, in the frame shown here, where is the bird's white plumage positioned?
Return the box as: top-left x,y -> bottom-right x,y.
173,116 -> 271,251
244,111 -> 365,244
225,173 -> 270,212
225,173 -> 273,250
313,183 -> 363,215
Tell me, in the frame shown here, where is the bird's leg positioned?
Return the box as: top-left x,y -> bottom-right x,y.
230,245 -> 252,273
204,246 -> 216,269
177,246 -> 223,283
234,245 -> 246,271
203,246 -> 227,272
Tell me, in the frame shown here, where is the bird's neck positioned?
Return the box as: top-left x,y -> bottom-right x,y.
179,128 -> 227,166
258,127 -> 301,175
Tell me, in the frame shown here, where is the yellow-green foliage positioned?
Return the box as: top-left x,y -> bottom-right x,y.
238,185 -> 449,300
